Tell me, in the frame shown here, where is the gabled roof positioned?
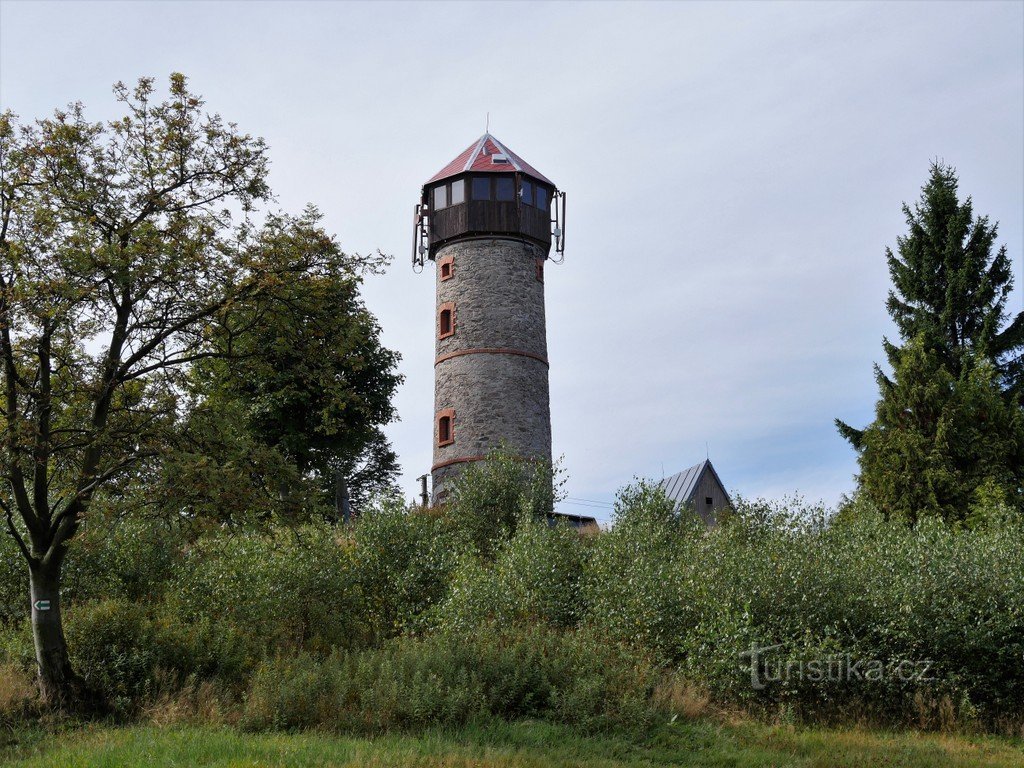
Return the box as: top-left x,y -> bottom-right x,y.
427,133 -> 553,186
659,459 -> 731,511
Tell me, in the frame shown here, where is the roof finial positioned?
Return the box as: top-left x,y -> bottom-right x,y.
485,112 -> 489,134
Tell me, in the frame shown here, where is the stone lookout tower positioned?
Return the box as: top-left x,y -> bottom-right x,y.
413,133 -> 565,501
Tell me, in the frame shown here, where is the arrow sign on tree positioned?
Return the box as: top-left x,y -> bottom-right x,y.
33,600 -> 51,612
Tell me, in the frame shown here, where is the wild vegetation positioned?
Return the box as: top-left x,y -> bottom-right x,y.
2,454 -> 1022,753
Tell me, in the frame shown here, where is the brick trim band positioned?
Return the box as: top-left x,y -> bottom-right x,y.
431,455 -> 486,472
435,348 -> 548,367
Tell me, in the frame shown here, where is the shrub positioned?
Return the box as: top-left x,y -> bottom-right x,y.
585,485 -> 1024,727
168,523 -> 366,653
0,531 -> 26,628
242,625 -> 658,733
352,496 -> 459,638
61,517 -> 183,606
583,482 -> 708,659
64,598 -> 262,712
445,449 -> 559,559
432,512 -> 589,632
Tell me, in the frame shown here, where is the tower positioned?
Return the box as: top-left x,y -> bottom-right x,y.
414,133 -> 565,501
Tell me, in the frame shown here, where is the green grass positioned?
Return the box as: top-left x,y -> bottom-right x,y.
2,721 -> 1022,768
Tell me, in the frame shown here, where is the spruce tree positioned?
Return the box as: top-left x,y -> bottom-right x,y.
838,163 -> 1024,522
856,338 -> 1024,524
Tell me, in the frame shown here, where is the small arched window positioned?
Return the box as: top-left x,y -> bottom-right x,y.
438,302 -> 455,339
535,258 -> 544,283
438,255 -> 454,281
437,408 -> 455,446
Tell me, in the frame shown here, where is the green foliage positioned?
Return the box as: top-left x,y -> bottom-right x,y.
4,515 -> 179,626
3,448 -> 1022,731
583,482 -> 708,659
241,626 -> 658,733
857,340 -> 1024,523
584,490 -> 1024,725
446,449 -> 560,559
0,76 -> 404,706
350,497 -> 459,638
432,512 -> 589,633
838,162 -> 1024,521
60,518 -> 182,606
0,529 -> 27,626
64,599 -> 260,712
882,163 -> 1023,394
168,523 -> 367,653
193,210 -> 403,513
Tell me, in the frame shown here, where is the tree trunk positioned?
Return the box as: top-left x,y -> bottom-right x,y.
28,559 -> 92,711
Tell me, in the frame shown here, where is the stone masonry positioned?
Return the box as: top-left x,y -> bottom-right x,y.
432,237 -> 552,498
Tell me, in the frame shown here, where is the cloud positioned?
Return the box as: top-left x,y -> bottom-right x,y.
2,0 -> 1020,512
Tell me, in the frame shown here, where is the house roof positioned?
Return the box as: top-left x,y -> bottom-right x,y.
659,459 -> 731,510
427,133 -> 554,186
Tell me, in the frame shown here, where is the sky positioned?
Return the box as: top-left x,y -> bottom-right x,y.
1,1 -> 1021,523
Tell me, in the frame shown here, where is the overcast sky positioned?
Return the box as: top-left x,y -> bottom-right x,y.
2,1 -> 1021,521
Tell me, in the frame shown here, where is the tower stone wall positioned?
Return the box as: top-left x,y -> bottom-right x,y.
431,237 -> 551,498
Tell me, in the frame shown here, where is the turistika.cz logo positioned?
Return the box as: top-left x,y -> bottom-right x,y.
739,642 -> 936,691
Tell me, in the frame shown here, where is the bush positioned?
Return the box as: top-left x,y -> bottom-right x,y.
0,531 -> 26,628
432,512 -> 589,633
65,598 -> 262,712
352,496 -> 460,638
584,486 -> 1024,727
583,482 -> 708,659
61,517 -> 183,607
445,449 -> 559,559
168,523 -> 366,653
242,625 -> 658,733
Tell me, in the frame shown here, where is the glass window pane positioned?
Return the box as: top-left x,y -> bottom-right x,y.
521,180 -> 533,206
535,185 -> 549,211
496,177 -> 514,201
433,185 -> 447,210
471,177 -> 490,200
450,179 -> 465,205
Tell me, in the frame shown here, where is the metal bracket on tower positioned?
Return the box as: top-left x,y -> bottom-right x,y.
550,190 -> 566,264
412,203 -> 429,271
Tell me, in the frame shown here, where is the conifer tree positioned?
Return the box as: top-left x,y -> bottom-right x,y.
838,163 -> 1024,522
856,338 -> 1024,524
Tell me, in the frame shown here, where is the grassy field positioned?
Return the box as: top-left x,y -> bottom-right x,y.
2,720 -> 1022,768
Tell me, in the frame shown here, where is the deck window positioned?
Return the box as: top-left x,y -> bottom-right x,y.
496,177 -> 515,201
433,184 -> 447,210
471,177 -> 491,200
535,185 -> 549,212
521,180 -> 533,206
437,412 -> 454,446
450,179 -> 465,205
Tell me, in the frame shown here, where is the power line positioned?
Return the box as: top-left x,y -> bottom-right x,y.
565,496 -> 614,507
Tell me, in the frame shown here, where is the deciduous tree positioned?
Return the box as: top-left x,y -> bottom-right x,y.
0,75 -> 397,708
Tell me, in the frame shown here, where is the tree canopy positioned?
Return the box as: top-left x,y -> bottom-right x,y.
0,74 -> 401,707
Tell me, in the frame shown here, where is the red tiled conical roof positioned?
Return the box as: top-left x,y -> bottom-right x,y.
427,133 -> 553,186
